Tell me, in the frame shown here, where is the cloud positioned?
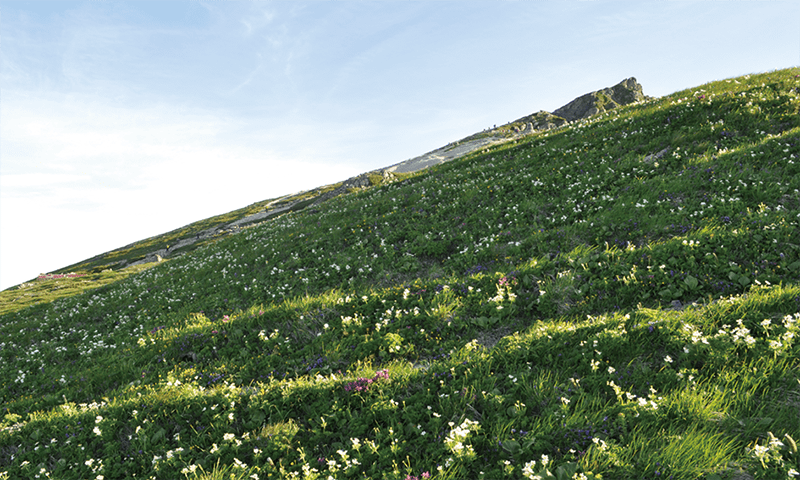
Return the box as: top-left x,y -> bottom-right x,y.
0,173 -> 91,189
240,7 -> 275,37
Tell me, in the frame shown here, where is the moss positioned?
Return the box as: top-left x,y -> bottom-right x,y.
368,173 -> 385,186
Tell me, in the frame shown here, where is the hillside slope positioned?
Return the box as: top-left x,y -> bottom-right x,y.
1,68 -> 800,480
0,77 -> 644,308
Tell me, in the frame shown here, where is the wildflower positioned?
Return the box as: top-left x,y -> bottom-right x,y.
752,443 -> 769,465
522,460 -> 537,479
592,437 -> 609,451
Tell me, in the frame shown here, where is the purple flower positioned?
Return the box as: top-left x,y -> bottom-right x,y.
344,369 -> 391,393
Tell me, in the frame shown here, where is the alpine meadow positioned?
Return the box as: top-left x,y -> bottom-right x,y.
3,67 -> 800,480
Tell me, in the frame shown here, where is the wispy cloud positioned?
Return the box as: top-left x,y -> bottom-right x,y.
240,6 -> 275,37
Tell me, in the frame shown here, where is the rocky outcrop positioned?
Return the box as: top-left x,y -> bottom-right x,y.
553,77 -> 646,122
438,78 -> 646,152
312,170 -> 396,205
386,137 -> 500,174
509,111 -> 569,133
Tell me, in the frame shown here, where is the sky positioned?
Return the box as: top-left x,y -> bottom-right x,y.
1,1 -> 799,291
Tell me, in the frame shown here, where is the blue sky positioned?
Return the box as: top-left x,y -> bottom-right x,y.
1,0 -> 799,291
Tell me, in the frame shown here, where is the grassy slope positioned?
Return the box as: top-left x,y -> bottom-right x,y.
1,68 -> 800,480
0,183 -> 350,316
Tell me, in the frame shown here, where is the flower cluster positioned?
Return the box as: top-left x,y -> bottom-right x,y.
444,418 -> 481,460
521,454 -> 550,480
343,369 -> 390,393
489,274 -> 518,309
748,431 -> 798,473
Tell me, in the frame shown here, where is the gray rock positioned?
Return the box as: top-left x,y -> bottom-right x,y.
387,137 -> 501,174
643,147 -> 670,163
553,77 -> 646,122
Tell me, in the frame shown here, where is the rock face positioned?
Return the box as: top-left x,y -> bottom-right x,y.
312,171 -> 395,205
386,137 -> 499,174
511,110 -> 569,133
552,77 -> 646,122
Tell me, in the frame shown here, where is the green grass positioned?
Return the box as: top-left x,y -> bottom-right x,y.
0,264 -> 159,317
2,67 -> 800,480
42,182 -> 351,278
